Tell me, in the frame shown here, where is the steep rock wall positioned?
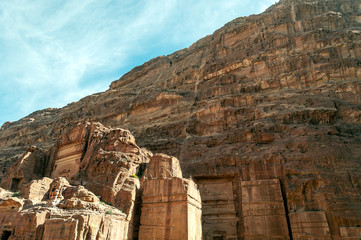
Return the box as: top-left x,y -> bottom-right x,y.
0,0 -> 361,239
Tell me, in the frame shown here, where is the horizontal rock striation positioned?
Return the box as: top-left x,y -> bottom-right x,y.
0,0 -> 361,239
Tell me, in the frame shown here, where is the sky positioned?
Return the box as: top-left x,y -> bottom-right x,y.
0,0 -> 278,126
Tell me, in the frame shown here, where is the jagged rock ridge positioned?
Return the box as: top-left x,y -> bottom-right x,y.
0,0 -> 361,239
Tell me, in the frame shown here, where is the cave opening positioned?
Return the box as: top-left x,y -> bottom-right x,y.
1,230 -> 12,240
10,178 -> 22,191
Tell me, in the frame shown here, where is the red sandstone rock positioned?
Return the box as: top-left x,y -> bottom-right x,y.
19,177 -> 53,203
0,146 -> 47,191
0,178 -> 128,240
143,153 -> 183,179
0,0 -> 360,239
0,122 -> 202,239
139,155 -> 202,240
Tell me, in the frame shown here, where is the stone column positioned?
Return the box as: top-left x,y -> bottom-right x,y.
139,154 -> 202,240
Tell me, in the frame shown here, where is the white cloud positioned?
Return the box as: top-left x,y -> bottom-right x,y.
259,0 -> 279,12
0,0 -> 277,126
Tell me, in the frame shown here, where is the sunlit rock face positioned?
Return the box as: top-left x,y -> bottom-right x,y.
139,154 -> 202,240
0,0 -> 361,239
0,122 -> 202,240
0,177 -> 129,240
0,123 -> 144,240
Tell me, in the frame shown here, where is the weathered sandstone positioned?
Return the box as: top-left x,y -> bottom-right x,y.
0,0 -> 361,239
0,146 -> 48,191
139,155 -> 202,240
0,178 -> 129,240
0,122 -> 202,239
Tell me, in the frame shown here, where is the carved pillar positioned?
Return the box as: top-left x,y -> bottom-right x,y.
139,154 -> 202,240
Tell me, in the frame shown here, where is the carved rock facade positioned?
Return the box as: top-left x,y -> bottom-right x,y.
0,0 -> 361,239
0,122 -> 202,239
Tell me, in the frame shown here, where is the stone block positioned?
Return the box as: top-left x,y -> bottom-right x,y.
289,211 -> 331,239
196,178 -> 238,240
143,153 -> 182,179
241,179 -> 290,239
139,178 -> 202,240
11,211 -> 47,240
340,227 -> 361,239
19,177 -> 53,203
43,218 -> 78,240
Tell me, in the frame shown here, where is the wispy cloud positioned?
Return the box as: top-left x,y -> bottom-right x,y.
0,0 -> 278,126
259,0 -> 279,12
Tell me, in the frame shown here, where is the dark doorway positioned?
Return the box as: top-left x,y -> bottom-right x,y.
1,230 -> 12,240
10,178 -> 22,191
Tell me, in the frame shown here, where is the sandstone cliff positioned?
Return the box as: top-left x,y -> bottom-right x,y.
0,122 -> 202,239
0,0 -> 361,239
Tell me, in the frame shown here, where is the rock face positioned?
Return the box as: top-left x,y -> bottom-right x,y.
0,122 -> 201,239
0,146 -> 48,191
0,0 -> 361,239
241,179 -> 290,239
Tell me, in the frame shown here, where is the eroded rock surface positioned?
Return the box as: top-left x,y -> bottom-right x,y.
0,177 -> 128,240
0,0 -> 361,239
0,122 -> 202,239
139,154 -> 202,240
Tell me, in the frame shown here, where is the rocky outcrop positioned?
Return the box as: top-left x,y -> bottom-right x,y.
0,146 -> 48,191
0,177 -> 129,240
0,0 -> 361,239
0,122 -> 150,210
0,122 -> 202,239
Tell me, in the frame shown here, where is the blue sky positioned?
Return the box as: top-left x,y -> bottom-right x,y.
0,0 -> 277,126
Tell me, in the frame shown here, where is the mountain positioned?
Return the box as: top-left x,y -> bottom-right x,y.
0,0 -> 361,239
